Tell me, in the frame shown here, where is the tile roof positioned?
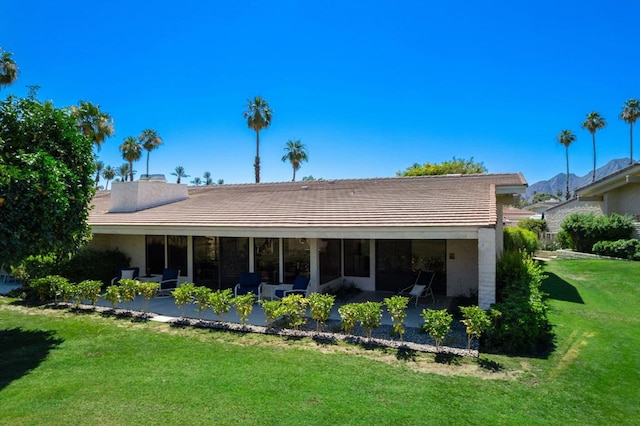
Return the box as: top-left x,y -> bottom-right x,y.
89,174 -> 526,230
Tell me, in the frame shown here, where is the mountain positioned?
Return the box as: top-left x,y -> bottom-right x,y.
525,158 -> 631,200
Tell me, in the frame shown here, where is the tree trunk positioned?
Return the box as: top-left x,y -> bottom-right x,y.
630,123 -> 634,164
592,133 -> 596,183
146,152 -> 150,177
565,146 -> 570,200
254,130 -> 261,183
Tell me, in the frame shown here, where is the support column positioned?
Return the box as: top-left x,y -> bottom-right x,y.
496,204 -> 504,255
309,239 -> 319,292
478,228 -> 497,309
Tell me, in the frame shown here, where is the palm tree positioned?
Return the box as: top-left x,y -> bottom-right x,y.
102,165 -> 116,190
190,177 -> 202,186
0,48 -> 18,90
138,129 -> 162,178
171,166 -> 190,184
120,136 -> 142,182
117,163 -> 130,182
217,179 -> 224,185
620,99 -> 640,164
557,130 -> 576,200
243,96 -> 272,183
203,171 -> 213,186
281,139 -> 309,181
581,112 -> 606,182
71,101 -> 115,151
94,160 -> 104,188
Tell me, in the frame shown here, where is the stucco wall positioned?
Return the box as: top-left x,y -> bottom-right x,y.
545,200 -> 604,234
477,228 -> 496,309
110,181 -> 188,212
87,234 -> 146,273
605,183 -> 640,216
446,239 -> 478,298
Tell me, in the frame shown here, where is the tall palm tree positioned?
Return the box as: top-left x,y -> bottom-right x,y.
281,139 -> 309,181
71,101 -> 115,151
581,111 -> 606,183
243,96 -> 272,183
620,99 -> 640,164
557,130 -> 576,200
138,129 -> 163,178
94,160 -> 104,188
117,163 -> 130,182
120,136 -> 142,182
203,171 -> 213,186
190,177 -> 202,186
102,165 -> 116,190
171,166 -> 190,184
0,48 -> 18,90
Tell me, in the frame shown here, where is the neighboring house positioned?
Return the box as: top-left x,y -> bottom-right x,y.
545,163 -> 640,238
524,199 -> 561,217
87,174 -> 527,309
503,206 -> 539,227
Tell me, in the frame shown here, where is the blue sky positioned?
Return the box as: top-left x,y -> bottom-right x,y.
2,0 -> 638,186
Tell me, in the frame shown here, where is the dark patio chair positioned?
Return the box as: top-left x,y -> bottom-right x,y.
157,268 -> 180,297
274,275 -> 310,299
111,267 -> 140,285
234,272 -> 262,299
398,270 -> 435,306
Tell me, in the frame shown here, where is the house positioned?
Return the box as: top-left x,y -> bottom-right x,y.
87,173 -> 527,309
545,162 -> 640,238
503,206 -> 539,227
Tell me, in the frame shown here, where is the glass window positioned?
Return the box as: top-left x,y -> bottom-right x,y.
343,239 -> 370,277
167,236 -> 188,276
254,238 -> 279,284
193,236 -> 219,288
145,235 -> 165,275
283,238 -> 310,284
319,239 -> 341,284
219,237 -> 249,289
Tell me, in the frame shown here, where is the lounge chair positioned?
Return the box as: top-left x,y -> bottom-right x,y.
274,275 -> 310,299
234,272 -> 262,299
157,268 -> 180,297
111,267 -> 140,285
398,270 -> 435,306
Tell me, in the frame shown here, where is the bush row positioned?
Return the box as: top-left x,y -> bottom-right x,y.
561,213 -> 635,253
592,239 -> 640,260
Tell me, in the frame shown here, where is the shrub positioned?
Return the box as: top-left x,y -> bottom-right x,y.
104,285 -> 121,309
357,301 -> 383,339
173,283 -> 196,319
192,286 -> 212,319
556,230 -> 572,249
592,239 -> 640,260
518,218 -> 548,237
384,295 -> 410,341
231,293 -> 256,324
561,213 -> 635,253
338,303 -> 359,334
29,275 -> 61,301
279,294 -> 309,330
459,305 -> 492,352
137,281 -> 160,314
421,308 -> 453,351
78,280 -> 103,306
504,227 -> 538,255
259,299 -> 283,327
209,288 -> 233,320
308,293 -> 336,332
119,279 -> 139,308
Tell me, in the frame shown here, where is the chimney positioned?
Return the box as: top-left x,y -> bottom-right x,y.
109,176 -> 188,212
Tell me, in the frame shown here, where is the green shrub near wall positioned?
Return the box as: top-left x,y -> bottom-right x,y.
504,227 -> 538,255
592,239 -> 640,260
561,213 -> 635,253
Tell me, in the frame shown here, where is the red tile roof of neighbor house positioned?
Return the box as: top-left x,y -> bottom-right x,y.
89,174 -> 526,229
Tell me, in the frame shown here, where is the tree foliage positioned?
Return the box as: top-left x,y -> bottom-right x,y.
397,157 -> 487,177
561,213 -> 635,253
0,48 -> 19,90
0,96 -> 95,265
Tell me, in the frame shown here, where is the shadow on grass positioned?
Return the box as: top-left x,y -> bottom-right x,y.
542,272 -> 584,304
396,347 -> 417,361
434,352 -> 462,365
477,357 -> 503,372
0,328 -> 63,391
312,335 -> 338,346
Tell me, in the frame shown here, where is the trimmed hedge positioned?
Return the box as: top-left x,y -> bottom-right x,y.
592,239 -> 640,260
561,213 -> 635,253
504,227 -> 538,255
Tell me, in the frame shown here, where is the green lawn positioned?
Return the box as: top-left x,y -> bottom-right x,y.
1,259 -> 639,425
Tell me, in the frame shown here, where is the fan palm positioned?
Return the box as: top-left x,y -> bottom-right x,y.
71,101 -> 114,151
171,166 -> 190,184
0,48 -> 18,90
190,177 -> 202,186
620,99 -> 640,164
203,171 -> 213,186
557,130 -> 576,200
117,163 -> 130,182
281,139 -> 309,181
138,129 -> 162,178
102,165 -> 116,190
94,160 -> 104,188
243,96 -> 272,183
120,136 -> 142,182
581,112 -> 606,182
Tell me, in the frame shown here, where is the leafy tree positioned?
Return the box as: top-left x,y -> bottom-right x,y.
102,165 -> 115,190
203,171 -> 213,185
531,192 -> 556,204
421,308 -> 453,351
581,111 -> 606,183
620,99 -> 640,164
557,130 -> 576,200
71,101 -> 114,151
0,96 -> 95,265
518,218 -> 548,238
397,157 -> 487,176
190,176 -> 202,186
308,292 -> 335,332
459,305 -> 492,353
243,96 -> 272,183
217,178 -> 224,185
281,139 -> 308,181
138,128 -> 162,177
171,165 -> 189,184
0,48 -> 18,90
94,160 -> 104,188
117,163 -> 130,182
120,136 -> 142,182
383,295 -> 410,341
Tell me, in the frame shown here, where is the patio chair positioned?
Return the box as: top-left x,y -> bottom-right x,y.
398,270 -> 435,307
274,275 -> 310,299
156,268 -> 180,297
111,267 -> 140,285
234,272 -> 262,299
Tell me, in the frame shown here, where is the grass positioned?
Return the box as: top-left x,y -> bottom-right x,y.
0,259 -> 639,425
